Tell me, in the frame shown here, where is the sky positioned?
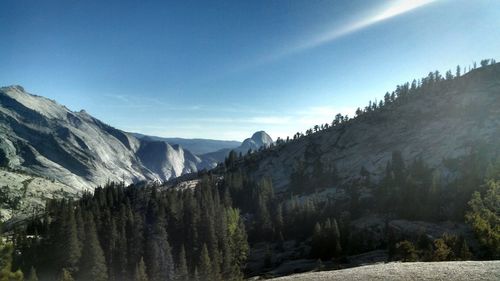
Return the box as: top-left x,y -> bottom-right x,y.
1,0 -> 499,141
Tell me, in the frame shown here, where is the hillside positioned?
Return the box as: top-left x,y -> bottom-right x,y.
0,168 -> 78,221
236,63 -> 500,191
197,62 -> 500,276
269,261 -> 500,281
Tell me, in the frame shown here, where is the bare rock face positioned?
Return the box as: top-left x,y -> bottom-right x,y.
0,86 -> 212,190
201,131 -> 274,164
246,64 -> 500,191
240,131 -> 274,152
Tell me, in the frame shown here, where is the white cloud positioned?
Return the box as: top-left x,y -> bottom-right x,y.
235,0 -> 438,70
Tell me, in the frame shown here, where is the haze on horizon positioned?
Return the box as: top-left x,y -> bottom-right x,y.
1,0 -> 499,141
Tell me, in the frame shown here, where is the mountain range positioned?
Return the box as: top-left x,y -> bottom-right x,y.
0,86 -> 273,191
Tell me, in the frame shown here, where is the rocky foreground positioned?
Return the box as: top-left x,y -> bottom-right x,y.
268,261 -> 500,281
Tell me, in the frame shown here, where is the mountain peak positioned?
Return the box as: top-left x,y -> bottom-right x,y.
239,131 -> 273,152
250,131 -> 273,146
0,84 -> 68,120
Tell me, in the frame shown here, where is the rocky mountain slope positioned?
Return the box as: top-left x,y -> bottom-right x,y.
0,86 -> 225,190
239,64 -> 500,191
0,168 -> 79,221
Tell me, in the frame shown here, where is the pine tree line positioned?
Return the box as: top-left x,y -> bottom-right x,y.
12,177 -> 248,281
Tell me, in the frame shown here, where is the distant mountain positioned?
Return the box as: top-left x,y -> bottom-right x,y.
132,133 -> 241,155
0,86 -> 213,190
239,131 -> 274,152
202,131 -> 274,164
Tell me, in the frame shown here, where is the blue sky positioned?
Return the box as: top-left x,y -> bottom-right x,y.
1,0 -> 499,141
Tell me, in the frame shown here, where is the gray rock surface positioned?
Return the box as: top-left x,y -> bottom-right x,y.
202,131 -> 274,164
269,261 -> 500,281
0,86 -> 213,190
246,65 -> 500,191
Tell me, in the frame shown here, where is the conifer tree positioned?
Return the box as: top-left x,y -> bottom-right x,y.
0,239 -> 24,281
465,180 -> 500,258
198,244 -> 212,280
331,219 -> 342,257
27,266 -> 38,281
192,267 -> 199,281
61,201 -> 81,273
175,245 -> 189,281
134,257 -> 148,281
145,216 -> 174,281
57,269 -> 75,281
79,214 -> 108,281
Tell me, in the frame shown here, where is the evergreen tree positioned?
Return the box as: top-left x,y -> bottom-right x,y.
226,209 -> 248,280
79,214 -> 108,281
198,244 -> 212,280
0,238 -> 24,281
175,245 -> 189,281
331,218 -> 342,257
27,266 -> 38,281
57,269 -> 75,281
61,201 -> 81,273
432,238 -> 451,261
465,180 -> 500,258
134,257 -> 148,281
458,239 -> 473,260
395,240 -> 418,262
145,216 -> 174,281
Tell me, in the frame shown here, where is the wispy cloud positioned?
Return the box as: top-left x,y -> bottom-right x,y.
237,0 -> 438,70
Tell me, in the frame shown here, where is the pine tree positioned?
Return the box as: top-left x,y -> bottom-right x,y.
465,180 -> 500,259
27,266 -> 38,281
225,208 -> 248,280
175,245 -> 189,281
0,239 -> 24,281
458,239 -> 473,260
311,222 -> 323,258
331,218 -> 342,257
395,240 -> 418,262
192,267 -> 199,281
57,268 -> 75,281
432,238 -> 451,261
134,257 -> 148,281
61,201 -> 81,273
145,216 -> 174,281
79,214 -> 108,281
198,244 -> 212,280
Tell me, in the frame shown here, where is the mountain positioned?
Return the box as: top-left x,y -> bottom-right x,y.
201,130 -> 274,164
229,64 -> 500,191
0,86 -> 212,190
163,62 -> 500,276
240,131 -> 274,152
132,133 -> 241,155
